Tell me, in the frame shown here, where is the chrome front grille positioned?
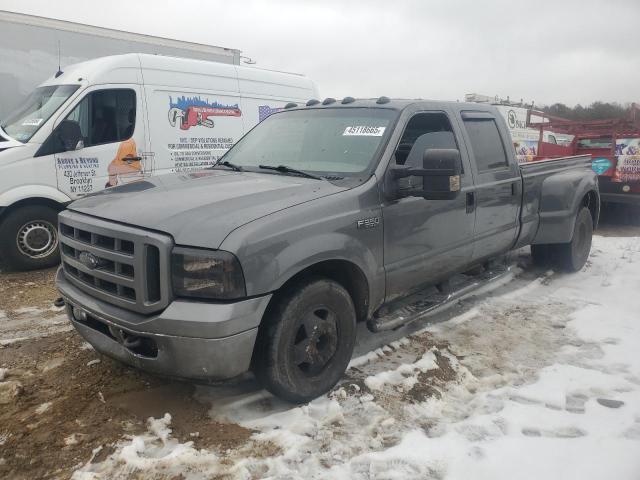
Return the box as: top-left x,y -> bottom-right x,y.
58,210 -> 173,314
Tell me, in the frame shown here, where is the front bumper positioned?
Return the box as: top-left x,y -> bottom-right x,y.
56,268 -> 272,380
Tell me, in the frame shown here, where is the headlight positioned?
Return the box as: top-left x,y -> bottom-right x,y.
171,247 -> 246,300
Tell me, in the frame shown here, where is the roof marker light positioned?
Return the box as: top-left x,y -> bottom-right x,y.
376,96 -> 391,104
306,99 -> 320,106
284,102 -> 298,109
322,98 -> 336,105
341,97 -> 355,104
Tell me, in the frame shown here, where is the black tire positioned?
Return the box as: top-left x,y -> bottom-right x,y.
533,207 -> 593,273
253,278 -> 357,403
555,207 -> 593,272
0,205 -> 61,271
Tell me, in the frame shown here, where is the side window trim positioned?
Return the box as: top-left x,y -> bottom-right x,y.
460,113 -> 510,173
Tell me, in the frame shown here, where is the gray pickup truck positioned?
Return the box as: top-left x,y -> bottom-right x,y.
56,97 -> 599,402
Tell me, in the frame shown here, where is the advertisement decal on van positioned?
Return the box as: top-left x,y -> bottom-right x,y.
168,96 -> 242,131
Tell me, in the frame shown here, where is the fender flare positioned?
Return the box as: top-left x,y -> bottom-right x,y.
532,172 -> 599,245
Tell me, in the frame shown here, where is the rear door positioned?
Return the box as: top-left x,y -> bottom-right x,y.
457,111 -> 521,261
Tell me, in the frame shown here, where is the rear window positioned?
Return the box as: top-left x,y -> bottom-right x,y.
577,137 -> 612,149
463,118 -> 509,171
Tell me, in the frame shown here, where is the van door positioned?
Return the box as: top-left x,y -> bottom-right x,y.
382,111 -> 476,300
51,85 -> 148,198
458,111 -> 522,261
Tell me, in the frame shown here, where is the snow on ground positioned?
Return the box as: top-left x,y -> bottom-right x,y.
0,307 -> 70,345
73,235 -> 640,479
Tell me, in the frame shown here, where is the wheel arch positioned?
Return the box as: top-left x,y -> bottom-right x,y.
266,259 -> 371,324
0,196 -> 67,222
582,189 -> 600,229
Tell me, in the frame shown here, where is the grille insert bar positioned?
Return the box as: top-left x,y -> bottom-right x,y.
58,211 -> 172,314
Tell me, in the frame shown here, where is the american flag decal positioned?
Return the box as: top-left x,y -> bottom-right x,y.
258,105 -> 283,122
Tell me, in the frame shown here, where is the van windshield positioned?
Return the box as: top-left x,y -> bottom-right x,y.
220,108 -> 397,177
1,85 -> 79,143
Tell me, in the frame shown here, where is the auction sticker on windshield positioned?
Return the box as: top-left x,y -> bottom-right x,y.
21,118 -> 43,126
343,126 -> 386,136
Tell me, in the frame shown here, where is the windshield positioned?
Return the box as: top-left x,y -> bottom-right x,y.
1,85 -> 79,143
220,108 -> 397,177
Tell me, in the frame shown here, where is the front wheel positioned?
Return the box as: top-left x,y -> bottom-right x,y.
253,278 -> 356,403
0,205 -> 61,271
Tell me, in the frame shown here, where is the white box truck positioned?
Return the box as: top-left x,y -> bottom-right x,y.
0,9 -> 241,119
0,53 -> 318,270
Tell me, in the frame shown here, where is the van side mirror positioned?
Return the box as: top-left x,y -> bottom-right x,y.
57,120 -> 83,152
391,148 -> 462,200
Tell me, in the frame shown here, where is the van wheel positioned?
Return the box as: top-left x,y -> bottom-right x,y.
533,207 -> 593,273
0,205 -> 61,271
253,278 -> 356,403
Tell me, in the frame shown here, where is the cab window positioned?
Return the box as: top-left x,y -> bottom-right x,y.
394,112 -> 459,168
38,89 -> 136,156
463,118 -> 509,171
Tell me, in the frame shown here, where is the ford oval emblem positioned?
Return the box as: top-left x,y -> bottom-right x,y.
78,251 -> 100,270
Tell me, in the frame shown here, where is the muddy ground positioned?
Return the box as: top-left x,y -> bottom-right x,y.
0,332 -> 255,480
0,209 -> 638,479
0,267 -> 59,320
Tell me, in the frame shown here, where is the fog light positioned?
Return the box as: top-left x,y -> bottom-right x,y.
72,306 -> 87,322
622,185 -> 631,193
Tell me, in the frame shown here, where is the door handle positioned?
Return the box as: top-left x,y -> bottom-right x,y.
124,156 -> 142,163
511,182 -> 518,196
466,192 -> 475,213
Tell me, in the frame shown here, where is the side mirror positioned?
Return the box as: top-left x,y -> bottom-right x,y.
57,120 -> 83,152
391,148 -> 462,200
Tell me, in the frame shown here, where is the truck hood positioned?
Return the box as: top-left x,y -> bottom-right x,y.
68,170 -> 347,249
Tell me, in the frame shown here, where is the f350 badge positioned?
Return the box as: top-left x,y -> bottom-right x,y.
357,217 -> 380,229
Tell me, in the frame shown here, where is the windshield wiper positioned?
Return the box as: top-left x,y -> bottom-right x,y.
212,160 -> 243,172
258,164 -> 322,180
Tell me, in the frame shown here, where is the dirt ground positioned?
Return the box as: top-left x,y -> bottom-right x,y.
0,267 -> 59,320
0,207 -> 638,479
0,332 -> 254,480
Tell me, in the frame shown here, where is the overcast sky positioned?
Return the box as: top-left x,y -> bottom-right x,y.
2,0 -> 638,107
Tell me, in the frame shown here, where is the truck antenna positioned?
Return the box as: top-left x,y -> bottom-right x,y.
55,40 -> 63,78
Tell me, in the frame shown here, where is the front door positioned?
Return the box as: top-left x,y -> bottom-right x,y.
53,85 -> 149,199
382,111 -> 476,301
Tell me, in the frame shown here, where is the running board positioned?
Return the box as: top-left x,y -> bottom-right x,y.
367,263 -> 512,333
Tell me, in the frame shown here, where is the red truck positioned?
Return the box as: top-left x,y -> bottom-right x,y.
532,104 -> 640,206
